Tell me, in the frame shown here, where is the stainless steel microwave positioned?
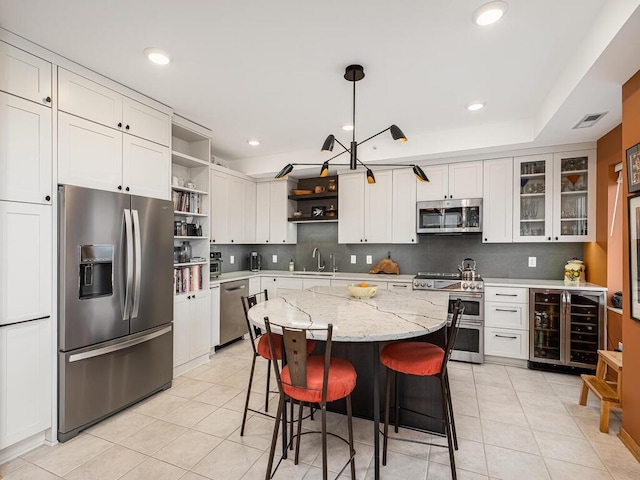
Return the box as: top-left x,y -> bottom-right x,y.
416,198 -> 482,234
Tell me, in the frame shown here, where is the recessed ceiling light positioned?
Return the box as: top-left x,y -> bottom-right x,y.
143,47 -> 172,65
472,1 -> 508,26
247,139 -> 260,146
342,124 -> 354,131
466,102 -> 485,111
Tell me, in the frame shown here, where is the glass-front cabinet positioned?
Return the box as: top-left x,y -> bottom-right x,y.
513,154 -> 553,242
552,150 -> 596,242
530,289 -> 605,369
513,150 -> 595,243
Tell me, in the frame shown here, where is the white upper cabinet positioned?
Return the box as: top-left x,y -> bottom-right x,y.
0,41 -> 51,106
254,180 -> 296,244
392,169 -> 417,244
513,151 -> 595,243
58,68 -> 170,146
255,182 -> 270,243
0,202 -> 51,326
338,171 -> 393,244
0,92 -> 52,204
58,112 -> 124,193
416,161 -> 483,201
483,158 -> 513,243
210,168 -> 258,244
122,135 -> 170,199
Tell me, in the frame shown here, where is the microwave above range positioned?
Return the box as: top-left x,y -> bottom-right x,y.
417,198 -> 482,234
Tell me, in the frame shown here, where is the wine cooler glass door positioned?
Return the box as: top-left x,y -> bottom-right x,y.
566,291 -> 602,368
531,290 -> 563,363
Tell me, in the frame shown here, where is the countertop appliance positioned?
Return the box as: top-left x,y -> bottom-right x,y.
417,198 -> 482,234
58,185 -> 174,442
220,279 -> 249,345
529,289 -> 605,369
249,251 -> 261,272
210,249 -> 222,277
413,272 -> 484,363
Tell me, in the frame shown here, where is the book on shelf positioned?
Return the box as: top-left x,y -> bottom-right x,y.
172,190 -> 202,214
173,264 -> 205,294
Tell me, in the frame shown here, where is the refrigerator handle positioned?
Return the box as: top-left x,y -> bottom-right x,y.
131,209 -> 142,319
123,209 -> 134,320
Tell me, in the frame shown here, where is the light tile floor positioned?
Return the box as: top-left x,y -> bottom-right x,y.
1,340 -> 639,480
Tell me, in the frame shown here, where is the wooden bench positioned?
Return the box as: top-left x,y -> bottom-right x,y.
579,350 -> 623,433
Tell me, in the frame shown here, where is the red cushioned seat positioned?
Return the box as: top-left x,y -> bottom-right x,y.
256,334 -> 316,361
281,356 -> 357,403
380,341 -> 445,376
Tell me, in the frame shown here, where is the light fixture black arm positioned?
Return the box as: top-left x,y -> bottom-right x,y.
356,126 -> 392,147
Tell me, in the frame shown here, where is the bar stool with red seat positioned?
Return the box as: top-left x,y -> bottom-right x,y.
380,298 -> 464,480
264,317 -> 357,480
240,290 -> 316,436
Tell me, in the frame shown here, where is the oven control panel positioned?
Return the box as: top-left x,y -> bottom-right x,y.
413,279 -> 483,291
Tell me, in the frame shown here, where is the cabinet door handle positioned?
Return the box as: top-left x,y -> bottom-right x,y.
495,334 -> 518,339
44,96 -> 51,104
125,125 -> 130,130
390,284 -> 408,288
495,308 -> 518,312
118,122 -> 122,128
495,293 -> 517,297
117,185 -> 122,190
125,187 -> 130,192
45,195 -> 51,202
555,237 -> 559,241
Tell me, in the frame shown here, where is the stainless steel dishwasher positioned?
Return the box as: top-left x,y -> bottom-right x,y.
220,279 -> 249,345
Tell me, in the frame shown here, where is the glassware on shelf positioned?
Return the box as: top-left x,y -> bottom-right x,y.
182,241 -> 192,263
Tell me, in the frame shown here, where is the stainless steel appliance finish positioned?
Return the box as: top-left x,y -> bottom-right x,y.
58,185 -> 174,442
210,249 -> 222,277
220,279 -> 249,344
413,272 -> 484,363
416,198 -> 482,234
529,289 -> 605,369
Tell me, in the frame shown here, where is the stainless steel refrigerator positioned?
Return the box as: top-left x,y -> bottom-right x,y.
58,185 -> 174,442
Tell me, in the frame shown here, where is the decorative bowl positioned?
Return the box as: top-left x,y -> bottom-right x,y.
348,284 -> 378,298
292,189 -> 313,195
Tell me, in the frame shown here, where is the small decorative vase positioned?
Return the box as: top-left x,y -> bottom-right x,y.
564,258 -> 585,285
327,179 -> 337,192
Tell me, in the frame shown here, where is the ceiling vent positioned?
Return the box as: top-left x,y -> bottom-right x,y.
573,112 -> 607,129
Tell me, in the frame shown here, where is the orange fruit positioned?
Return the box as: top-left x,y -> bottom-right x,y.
359,282 -> 368,287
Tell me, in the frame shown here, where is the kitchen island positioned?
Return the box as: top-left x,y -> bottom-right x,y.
248,285 -> 449,480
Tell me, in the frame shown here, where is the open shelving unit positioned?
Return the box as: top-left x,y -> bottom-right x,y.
171,118 -> 211,295
287,175 -> 339,223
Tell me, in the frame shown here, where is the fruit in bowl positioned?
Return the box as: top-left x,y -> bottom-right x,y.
348,283 -> 378,298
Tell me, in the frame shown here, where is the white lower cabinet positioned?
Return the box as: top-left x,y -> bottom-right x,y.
173,290 -> 211,373
0,317 -> 52,449
485,286 -> 529,360
0,201 -> 51,325
260,276 -> 303,299
210,285 -> 221,350
302,278 -> 331,289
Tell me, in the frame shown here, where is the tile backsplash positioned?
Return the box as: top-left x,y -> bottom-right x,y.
213,223 -> 586,281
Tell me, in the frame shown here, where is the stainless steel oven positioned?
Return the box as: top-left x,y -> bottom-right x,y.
447,292 -> 484,363
413,272 -> 484,364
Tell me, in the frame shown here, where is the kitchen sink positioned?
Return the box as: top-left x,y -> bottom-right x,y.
292,271 -> 335,277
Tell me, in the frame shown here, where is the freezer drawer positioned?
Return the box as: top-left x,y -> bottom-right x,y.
58,324 -> 172,441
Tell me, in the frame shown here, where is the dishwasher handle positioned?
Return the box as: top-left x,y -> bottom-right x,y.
224,284 -> 246,293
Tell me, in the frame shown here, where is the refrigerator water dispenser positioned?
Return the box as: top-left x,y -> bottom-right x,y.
79,245 -> 113,299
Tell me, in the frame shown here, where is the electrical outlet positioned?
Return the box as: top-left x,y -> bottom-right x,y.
229,255 -> 234,264
272,255 -> 278,263
528,257 -> 536,267
350,255 -> 357,264
366,255 -> 373,265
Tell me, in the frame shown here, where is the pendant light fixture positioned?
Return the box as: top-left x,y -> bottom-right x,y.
274,64 -> 429,184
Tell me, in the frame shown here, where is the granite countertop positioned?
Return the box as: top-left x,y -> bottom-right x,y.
246,286 -> 449,342
210,270 -> 415,286
483,278 -> 607,291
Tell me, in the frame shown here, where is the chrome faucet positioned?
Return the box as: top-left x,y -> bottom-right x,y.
312,248 -> 325,271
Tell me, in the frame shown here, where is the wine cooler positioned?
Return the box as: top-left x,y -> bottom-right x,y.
529,289 -> 605,369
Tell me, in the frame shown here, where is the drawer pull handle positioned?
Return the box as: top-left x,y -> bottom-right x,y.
390,284 -> 407,288
495,334 -> 518,339
495,308 -> 518,313
495,293 -> 518,296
